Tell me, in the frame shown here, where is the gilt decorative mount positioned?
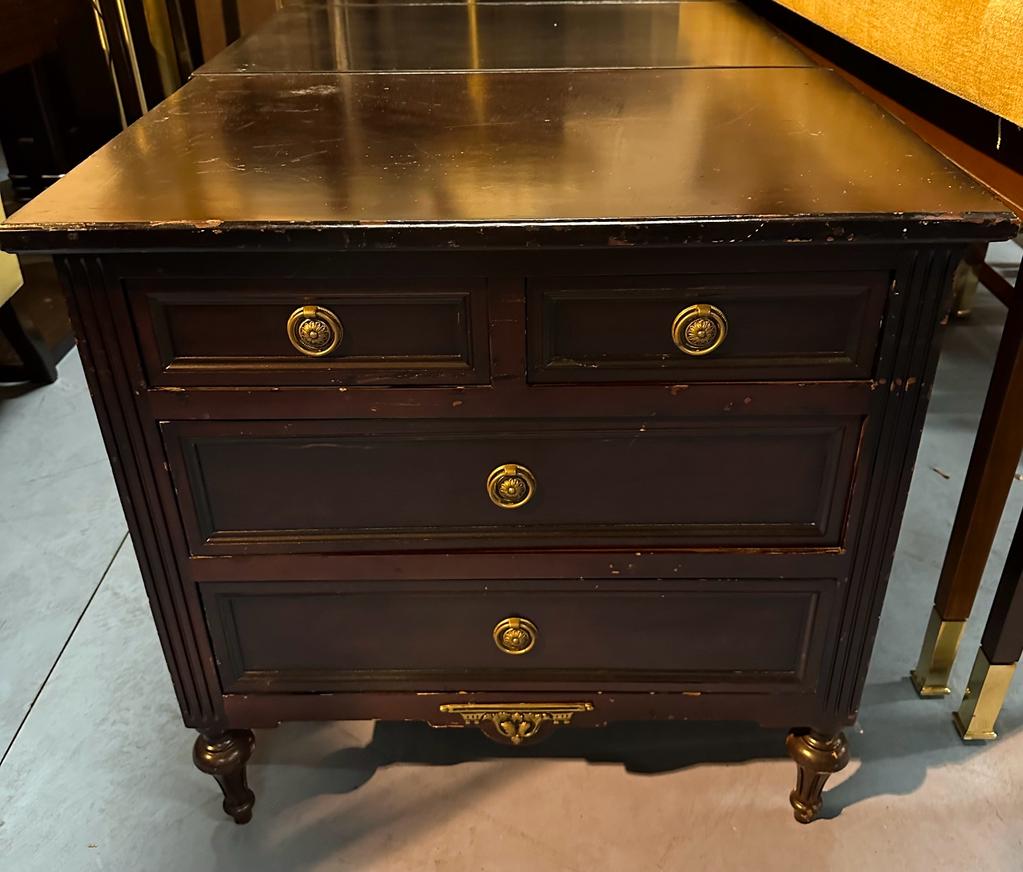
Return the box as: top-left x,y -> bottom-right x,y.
439,702 -> 594,746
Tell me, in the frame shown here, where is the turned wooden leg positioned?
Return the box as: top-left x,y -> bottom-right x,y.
193,729 -> 256,824
785,729 -> 849,824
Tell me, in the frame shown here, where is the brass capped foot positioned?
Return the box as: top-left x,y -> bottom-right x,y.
193,729 -> 256,824
785,729 -> 849,824
953,649 -> 1017,741
910,608 -> 966,697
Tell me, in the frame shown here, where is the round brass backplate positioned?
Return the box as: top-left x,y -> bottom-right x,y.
671,304 -> 727,356
486,463 -> 536,509
287,305 -> 343,357
493,616 -> 538,655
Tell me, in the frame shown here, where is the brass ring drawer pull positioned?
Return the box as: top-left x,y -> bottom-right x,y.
672,303 -> 727,356
287,305 -> 343,357
493,616 -> 538,655
486,463 -> 536,509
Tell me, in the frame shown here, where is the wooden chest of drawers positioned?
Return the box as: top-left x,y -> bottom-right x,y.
1,5 -> 1016,828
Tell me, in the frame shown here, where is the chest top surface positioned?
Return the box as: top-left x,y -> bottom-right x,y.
197,0 -> 815,75
0,3 -> 1015,251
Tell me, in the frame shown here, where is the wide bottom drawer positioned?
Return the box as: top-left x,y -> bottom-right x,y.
203,579 -> 834,694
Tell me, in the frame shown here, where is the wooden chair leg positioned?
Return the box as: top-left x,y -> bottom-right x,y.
912,263 -> 1023,697
0,299 -> 58,384
954,506 -> 1023,740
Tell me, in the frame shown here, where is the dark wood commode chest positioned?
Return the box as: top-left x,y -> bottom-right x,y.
1,1 -> 1016,825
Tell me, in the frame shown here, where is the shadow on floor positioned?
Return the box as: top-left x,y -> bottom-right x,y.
319,717 -> 789,777
817,676 -> 1023,819
0,380 -> 41,401
217,718 -> 795,868
247,673 -> 1021,829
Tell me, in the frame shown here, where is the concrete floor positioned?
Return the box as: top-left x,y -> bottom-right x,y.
1,246 -> 1022,871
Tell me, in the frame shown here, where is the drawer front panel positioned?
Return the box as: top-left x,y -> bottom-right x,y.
165,416 -> 862,554
128,277 -> 489,386
203,579 -> 833,693
528,271 -> 888,382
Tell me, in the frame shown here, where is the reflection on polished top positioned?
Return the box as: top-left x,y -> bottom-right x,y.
2,66 -> 1013,251
0,0 -> 1016,251
198,1 -> 814,74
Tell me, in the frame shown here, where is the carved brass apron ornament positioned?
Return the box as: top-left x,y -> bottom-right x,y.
438,703 -> 594,746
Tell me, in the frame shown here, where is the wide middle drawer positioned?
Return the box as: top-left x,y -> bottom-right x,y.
164,416 -> 862,554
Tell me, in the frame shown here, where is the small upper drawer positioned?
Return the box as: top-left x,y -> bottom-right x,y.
528,271 -> 888,382
126,276 -> 490,386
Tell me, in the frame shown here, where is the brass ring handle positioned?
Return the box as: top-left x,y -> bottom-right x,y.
486,463 -> 536,509
671,304 -> 727,356
287,305 -> 343,357
493,617 -> 538,655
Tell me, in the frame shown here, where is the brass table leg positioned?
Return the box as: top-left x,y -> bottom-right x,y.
953,652 -> 1017,740
910,607 -> 965,696
785,729 -> 849,824
954,506 -> 1023,740
913,273 -> 1023,697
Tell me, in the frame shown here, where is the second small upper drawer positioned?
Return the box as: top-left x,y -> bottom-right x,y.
127,276 -> 490,386
528,271 -> 888,382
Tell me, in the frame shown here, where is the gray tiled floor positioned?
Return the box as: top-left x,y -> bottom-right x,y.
1,258 -> 1022,870
0,353 -> 126,758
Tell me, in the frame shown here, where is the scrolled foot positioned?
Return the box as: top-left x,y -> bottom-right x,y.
785,729 -> 849,824
193,729 -> 256,824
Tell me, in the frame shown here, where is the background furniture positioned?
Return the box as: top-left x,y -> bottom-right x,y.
944,261 -> 1023,738
0,199 -> 56,383
954,501 -> 1023,740
0,0 -> 119,203
912,260 -> 1023,702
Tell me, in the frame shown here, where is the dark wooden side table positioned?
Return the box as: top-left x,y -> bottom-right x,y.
0,1 -> 1017,826
911,262 -> 1023,691
911,260 -> 1023,737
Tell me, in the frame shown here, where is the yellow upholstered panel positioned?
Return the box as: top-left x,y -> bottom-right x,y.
0,200 -> 24,306
774,0 -> 1023,126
